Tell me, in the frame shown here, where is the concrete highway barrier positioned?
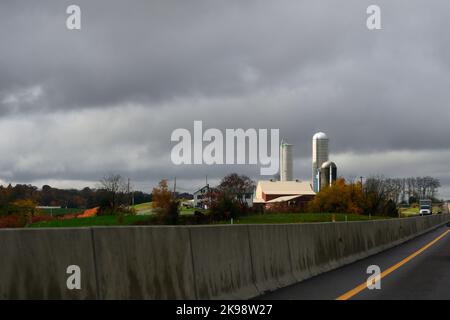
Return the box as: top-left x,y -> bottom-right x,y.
286,215 -> 450,286
92,226 -> 195,299
0,214 -> 448,299
247,224 -> 296,294
0,228 -> 97,299
189,225 -> 257,299
288,222 -> 344,282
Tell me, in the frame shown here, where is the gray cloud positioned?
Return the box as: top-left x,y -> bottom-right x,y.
1,0 -> 450,198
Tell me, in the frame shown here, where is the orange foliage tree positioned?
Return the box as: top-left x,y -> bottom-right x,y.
308,178 -> 364,214
152,180 -> 172,211
151,180 -> 179,224
12,199 -> 40,225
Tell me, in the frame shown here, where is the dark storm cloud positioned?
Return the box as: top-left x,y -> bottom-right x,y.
0,0 -> 378,110
1,0 -> 450,197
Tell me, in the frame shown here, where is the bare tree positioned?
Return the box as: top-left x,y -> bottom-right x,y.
364,176 -> 388,214
99,174 -> 127,212
370,176 -> 441,205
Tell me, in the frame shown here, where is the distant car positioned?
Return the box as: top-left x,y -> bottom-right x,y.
419,199 -> 432,216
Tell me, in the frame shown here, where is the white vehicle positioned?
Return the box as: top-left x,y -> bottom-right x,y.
419,199 -> 432,215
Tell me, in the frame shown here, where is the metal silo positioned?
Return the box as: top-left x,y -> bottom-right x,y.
280,141 -> 293,181
312,132 -> 329,192
320,161 -> 337,190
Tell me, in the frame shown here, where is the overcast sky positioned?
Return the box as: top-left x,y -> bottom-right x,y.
1,0 -> 450,198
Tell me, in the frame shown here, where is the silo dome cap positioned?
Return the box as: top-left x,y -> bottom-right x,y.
313,132 -> 328,140
321,161 -> 336,169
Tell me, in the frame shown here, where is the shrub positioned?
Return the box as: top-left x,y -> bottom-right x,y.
265,203 -> 307,214
383,200 -> 399,217
0,214 -> 55,228
157,199 -> 180,225
31,215 -> 55,224
209,191 -> 248,221
0,215 -> 25,228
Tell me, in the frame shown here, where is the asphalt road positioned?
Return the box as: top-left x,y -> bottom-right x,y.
258,224 -> 450,300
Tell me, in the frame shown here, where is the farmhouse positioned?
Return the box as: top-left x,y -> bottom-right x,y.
193,184 -> 210,209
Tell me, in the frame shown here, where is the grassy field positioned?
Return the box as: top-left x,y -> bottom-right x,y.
399,206 -> 442,217
133,202 -> 195,215
28,215 -> 150,228
400,207 -> 419,217
39,208 -> 83,216
133,202 -> 153,215
180,206 -> 197,215
27,212 -> 391,228
221,213 -> 390,224
133,202 -> 153,211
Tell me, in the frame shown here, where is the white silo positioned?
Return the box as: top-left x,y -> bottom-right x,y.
312,132 -> 329,192
280,141 -> 293,181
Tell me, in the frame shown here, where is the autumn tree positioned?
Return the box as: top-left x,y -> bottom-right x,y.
152,180 -> 172,211
152,179 -> 179,224
12,199 -> 40,225
308,178 -> 364,214
309,177 -> 401,217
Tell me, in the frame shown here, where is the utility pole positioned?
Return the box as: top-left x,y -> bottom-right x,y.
173,177 -> 177,197
127,177 -> 131,206
206,175 -> 210,208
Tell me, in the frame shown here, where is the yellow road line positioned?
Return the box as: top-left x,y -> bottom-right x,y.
336,228 -> 450,300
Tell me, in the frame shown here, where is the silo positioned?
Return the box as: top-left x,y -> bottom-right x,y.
312,132 -> 329,192
280,141 -> 293,181
320,161 -> 337,190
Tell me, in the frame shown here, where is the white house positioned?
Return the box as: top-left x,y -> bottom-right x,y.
193,185 -> 210,209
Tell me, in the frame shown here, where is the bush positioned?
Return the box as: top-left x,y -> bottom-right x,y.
97,205 -> 135,217
208,191 -> 250,221
265,202 -> 307,214
160,199 -> 180,225
0,215 -> 25,228
383,200 -> 399,217
31,215 -> 55,223
0,213 -> 55,228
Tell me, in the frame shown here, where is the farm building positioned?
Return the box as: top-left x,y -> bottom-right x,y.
253,180 -> 316,208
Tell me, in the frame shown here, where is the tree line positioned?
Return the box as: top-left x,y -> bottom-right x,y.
309,176 -> 442,217
0,180 -> 152,216
374,176 -> 441,204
